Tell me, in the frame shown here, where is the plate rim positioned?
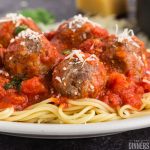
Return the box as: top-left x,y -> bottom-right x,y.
0,115 -> 150,138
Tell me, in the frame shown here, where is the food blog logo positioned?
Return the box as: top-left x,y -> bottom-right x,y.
128,140 -> 150,150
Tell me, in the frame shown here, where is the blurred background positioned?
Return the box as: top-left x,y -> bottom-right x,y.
0,0 -> 150,47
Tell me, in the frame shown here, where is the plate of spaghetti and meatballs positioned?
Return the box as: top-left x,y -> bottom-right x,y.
0,13 -> 150,138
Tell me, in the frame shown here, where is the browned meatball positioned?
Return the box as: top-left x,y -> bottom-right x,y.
4,29 -> 61,78
52,50 -> 106,99
50,14 -> 108,52
0,13 -> 40,48
100,33 -> 146,81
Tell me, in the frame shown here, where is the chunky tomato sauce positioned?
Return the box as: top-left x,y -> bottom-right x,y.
0,14 -> 150,111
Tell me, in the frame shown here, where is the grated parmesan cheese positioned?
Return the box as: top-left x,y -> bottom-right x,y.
16,29 -> 42,42
62,77 -> 65,81
74,91 -> 78,95
55,76 -> 62,83
90,43 -> 95,50
10,38 -> 15,43
90,84 -> 94,91
0,13 -> 25,24
9,56 -> 13,60
142,54 -> 146,61
50,88 -> 54,94
65,50 -> 98,67
146,49 -> 150,53
115,24 -> 139,48
85,54 -> 98,62
63,82 -> 66,86
143,79 -> 150,84
20,41 -> 25,46
65,50 -> 85,63
0,70 -> 3,74
63,67 -> 67,70
56,93 -> 61,98
146,71 -> 150,75
133,52 -> 144,66
68,14 -> 88,32
68,14 -> 100,32
82,54 -> 98,67
82,33 -> 87,39
0,69 -> 9,77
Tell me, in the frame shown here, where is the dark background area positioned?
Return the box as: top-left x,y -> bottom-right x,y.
0,0 -> 76,21
0,0 -> 150,149
1,128 -> 150,150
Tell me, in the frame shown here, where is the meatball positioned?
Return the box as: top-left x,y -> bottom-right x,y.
100,33 -> 146,81
50,14 -> 108,52
4,29 -> 61,78
0,13 -> 40,48
52,50 -> 106,99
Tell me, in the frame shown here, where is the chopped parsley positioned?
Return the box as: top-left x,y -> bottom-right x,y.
62,50 -> 71,55
21,8 -> 55,25
14,25 -> 28,35
4,76 -> 24,91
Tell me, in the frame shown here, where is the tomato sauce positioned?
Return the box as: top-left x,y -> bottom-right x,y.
101,72 -> 144,109
0,76 -> 28,110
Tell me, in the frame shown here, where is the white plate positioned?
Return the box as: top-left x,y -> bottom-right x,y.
0,115 -> 150,139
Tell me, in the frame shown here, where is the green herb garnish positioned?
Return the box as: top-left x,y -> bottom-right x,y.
14,25 -> 28,35
21,8 -> 55,25
4,76 -> 24,91
62,50 -> 71,55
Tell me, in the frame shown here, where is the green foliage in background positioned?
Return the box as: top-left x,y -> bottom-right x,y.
21,8 -> 55,25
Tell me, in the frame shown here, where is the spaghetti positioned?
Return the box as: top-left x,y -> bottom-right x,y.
0,92 -> 148,124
